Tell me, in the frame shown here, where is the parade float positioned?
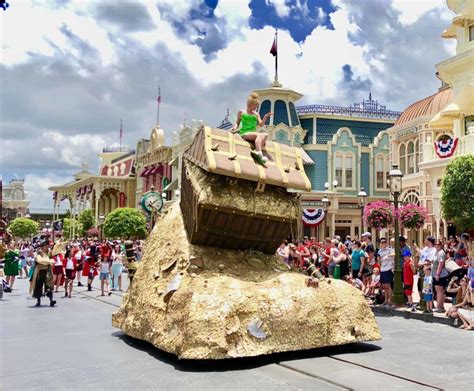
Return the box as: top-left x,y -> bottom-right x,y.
112,126 -> 380,359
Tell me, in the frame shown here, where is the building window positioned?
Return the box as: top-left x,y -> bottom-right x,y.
415,140 -> 419,172
399,144 -> 406,174
334,152 -> 354,189
470,25 -> 474,41
335,155 -> 343,187
289,102 -> 300,127
259,100 -> 271,125
407,141 -> 415,174
376,156 -> 384,189
345,154 -> 353,188
376,154 -> 389,190
274,100 -> 289,126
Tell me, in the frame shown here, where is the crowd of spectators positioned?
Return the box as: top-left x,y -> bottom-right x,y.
276,232 -> 473,328
0,235 -> 143,303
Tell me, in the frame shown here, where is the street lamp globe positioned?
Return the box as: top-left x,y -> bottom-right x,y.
388,164 -> 403,195
321,194 -> 330,209
332,180 -> 338,188
161,192 -> 167,200
324,182 -> 329,190
99,214 -> 105,224
357,187 -> 367,207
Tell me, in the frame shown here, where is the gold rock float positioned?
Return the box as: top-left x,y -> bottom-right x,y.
112,126 -> 381,359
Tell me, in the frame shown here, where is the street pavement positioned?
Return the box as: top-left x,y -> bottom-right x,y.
1,276 -> 472,391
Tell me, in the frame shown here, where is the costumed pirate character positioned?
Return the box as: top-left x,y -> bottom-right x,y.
83,241 -> 99,291
231,92 -> 273,165
31,240 -> 56,307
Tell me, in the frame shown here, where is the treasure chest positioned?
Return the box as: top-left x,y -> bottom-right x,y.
183,126 -> 311,192
180,126 -> 310,254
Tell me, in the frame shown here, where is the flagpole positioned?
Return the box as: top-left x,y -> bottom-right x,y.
157,85 -> 161,126
275,29 -> 278,85
119,119 -> 123,151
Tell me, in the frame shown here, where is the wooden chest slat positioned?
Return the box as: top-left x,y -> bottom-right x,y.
180,160 -> 300,254
183,126 -> 311,191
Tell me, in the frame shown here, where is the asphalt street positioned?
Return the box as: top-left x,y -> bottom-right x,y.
1,276 -> 472,391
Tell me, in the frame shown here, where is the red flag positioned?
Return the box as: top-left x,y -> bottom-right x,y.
270,36 -> 277,57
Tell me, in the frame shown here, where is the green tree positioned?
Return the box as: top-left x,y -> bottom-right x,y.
78,209 -> 96,235
63,218 -> 83,239
103,208 -> 146,239
441,154 -> 474,231
8,218 -> 39,239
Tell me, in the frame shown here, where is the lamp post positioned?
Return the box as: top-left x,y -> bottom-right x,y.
388,164 -> 404,305
99,214 -> 105,241
358,187 -> 367,236
321,194 -> 330,238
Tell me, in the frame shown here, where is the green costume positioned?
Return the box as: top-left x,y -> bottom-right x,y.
4,249 -> 20,276
239,112 -> 258,136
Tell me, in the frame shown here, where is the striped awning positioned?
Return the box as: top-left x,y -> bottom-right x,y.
140,167 -> 154,177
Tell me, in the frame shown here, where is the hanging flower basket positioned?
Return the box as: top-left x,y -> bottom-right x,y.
86,227 -> 100,238
398,203 -> 428,230
363,201 -> 395,229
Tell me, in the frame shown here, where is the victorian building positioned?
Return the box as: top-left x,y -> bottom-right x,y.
255,84 -> 401,239
1,179 -> 30,220
135,125 -> 174,207
387,0 -> 474,240
49,149 -> 136,236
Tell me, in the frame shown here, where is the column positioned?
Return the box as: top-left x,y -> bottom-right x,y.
110,192 -> 117,211
435,218 -> 441,238
330,212 -> 336,238
104,195 -> 111,216
99,198 -> 105,217
94,191 -> 100,223
443,219 -> 448,239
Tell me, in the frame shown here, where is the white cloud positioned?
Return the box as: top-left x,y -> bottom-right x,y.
269,0 -> 291,18
392,0 -> 451,24
24,172 -> 72,211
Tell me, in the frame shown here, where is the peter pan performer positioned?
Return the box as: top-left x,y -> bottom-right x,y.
31,240 -> 56,307
4,242 -> 20,290
231,92 -> 273,164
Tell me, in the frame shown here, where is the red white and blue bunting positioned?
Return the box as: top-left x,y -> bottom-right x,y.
302,208 -> 325,226
434,137 -> 458,159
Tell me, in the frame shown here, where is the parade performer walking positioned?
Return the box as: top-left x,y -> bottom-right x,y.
4,242 -> 20,290
231,92 -> 273,164
31,240 -> 56,307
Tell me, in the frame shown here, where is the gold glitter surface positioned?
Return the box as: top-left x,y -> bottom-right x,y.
112,202 -> 381,359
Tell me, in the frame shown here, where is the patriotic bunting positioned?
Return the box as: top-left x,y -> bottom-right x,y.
434,137 -> 458,158
302,208 -> 325,226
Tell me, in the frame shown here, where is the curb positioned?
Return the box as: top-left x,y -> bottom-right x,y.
371,306 -> 458,327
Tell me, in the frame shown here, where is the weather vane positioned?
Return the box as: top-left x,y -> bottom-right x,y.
1,1 -> 9,11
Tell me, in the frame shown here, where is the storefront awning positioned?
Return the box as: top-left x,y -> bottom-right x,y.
149,165 -> 163,175
169,157 -> 178,167
298,148 -> 315,166
164,178 -> 178,191
140,167 -> 154,177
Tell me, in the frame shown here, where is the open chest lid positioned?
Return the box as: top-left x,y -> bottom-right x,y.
183,126 -> 312,192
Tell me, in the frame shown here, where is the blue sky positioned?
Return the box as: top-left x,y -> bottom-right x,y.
0,0 -> 454,210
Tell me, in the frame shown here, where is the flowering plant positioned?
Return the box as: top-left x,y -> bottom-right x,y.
86,227 -> 100,238
398,203 -> 428,230
363,201 -> 395,229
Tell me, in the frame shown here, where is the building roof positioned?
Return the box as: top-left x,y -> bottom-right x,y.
395,87 -> 453,126
315,118 -> 391,147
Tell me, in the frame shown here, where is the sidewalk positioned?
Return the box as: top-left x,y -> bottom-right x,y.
370,274 -> 458,327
